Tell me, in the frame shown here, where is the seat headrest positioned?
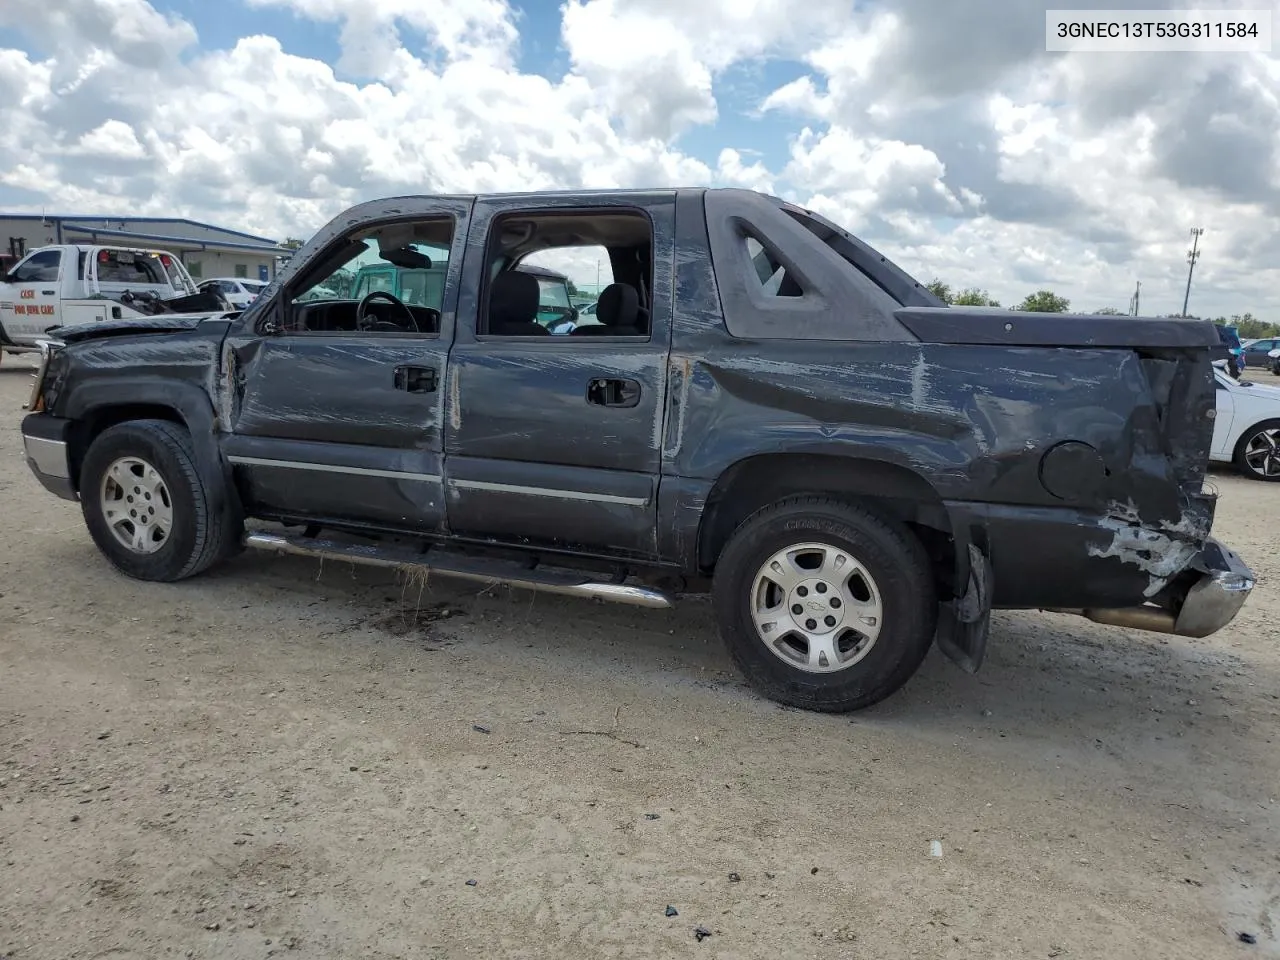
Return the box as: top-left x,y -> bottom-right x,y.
490,270 -> 540,326
596,283 -> 639,328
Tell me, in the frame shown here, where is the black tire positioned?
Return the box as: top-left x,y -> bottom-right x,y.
1232,418 -> 1280,482
79,419 -> 241,580
711,496 -> 937,712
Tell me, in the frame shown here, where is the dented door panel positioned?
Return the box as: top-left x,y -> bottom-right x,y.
220,196 -> 472,534
223,336 -> 450,532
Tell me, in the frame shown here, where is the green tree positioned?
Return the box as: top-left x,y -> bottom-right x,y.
1092,307 -> 1125,315
282,237 -> 305,250
1017,290 -> 1070,313
329,267 -> 355,297
952,288 -> 1001,307
925,279 -> 953,304
566,278 -> 581,298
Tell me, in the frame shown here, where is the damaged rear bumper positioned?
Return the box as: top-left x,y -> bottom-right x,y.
1048,537 -> 1254,639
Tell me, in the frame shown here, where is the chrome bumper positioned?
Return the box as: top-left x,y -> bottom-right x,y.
21,418 -> 77,501
1048,537 -> 1254,639
1171,538 -> 1254,637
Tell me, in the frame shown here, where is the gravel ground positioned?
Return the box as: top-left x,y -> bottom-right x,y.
1,354 -> 1278,960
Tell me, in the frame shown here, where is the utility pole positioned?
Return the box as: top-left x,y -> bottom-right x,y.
1181,227 -> 1203,317
1129,280 -> 1141,316
596,259 -> 601,294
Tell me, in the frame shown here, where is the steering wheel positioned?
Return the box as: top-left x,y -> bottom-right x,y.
356,290 -> 419,333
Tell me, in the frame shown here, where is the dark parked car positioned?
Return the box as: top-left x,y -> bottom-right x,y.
19,187 -> 1255,712
1241,337 -> 1280,375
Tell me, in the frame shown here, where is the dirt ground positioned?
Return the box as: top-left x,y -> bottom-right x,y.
1,354 -> 1277,960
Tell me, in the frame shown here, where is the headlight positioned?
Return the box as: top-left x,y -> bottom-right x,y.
23,338 -> 65,413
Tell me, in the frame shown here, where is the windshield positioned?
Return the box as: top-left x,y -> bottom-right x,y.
537,278 -> 571,309
295,235 -> 451,309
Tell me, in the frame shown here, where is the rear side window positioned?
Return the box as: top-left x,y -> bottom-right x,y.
95,251 -> 169,285
745,236 -> 802,298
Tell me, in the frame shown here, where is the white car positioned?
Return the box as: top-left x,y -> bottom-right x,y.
1212,364 -> 1280,480
199,277 -> 268,309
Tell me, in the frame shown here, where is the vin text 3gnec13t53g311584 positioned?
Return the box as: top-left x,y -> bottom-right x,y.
19,187 -> 1256,713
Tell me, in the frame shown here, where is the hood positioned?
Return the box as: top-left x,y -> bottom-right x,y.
1235,378 -> 1280,399
47,312 -> 228,345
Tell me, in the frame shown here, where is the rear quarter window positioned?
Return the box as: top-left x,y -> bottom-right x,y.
703,189 -> 907,341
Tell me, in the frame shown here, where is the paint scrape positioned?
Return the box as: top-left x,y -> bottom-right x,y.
1089,514 -> 1200,598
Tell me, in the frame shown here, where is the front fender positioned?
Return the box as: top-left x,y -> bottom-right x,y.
61,376 -> 239,525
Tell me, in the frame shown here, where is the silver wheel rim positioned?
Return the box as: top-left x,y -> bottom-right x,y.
1243,428 -> 1280,478
100,456 -> 174,555
749,541 -> 884,674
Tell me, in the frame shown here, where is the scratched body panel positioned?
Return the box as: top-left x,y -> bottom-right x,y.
657,188 -> 1222,609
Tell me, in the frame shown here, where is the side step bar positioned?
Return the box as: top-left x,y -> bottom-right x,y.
243,531 -> 674,609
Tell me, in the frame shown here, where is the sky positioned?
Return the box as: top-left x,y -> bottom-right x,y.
0,0 -> 1277,317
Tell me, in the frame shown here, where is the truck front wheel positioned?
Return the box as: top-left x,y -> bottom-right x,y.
712,496 -> 937,712
79,419 -> 239,581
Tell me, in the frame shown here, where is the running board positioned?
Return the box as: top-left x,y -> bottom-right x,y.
242,531 -> 674,609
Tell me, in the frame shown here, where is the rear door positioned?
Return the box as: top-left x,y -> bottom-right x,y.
1,249 -> 63,341
442,195 -> 675,559
221,199 -> 472,535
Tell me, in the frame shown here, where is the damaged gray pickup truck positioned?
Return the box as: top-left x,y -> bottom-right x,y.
20,187 -> 1255,712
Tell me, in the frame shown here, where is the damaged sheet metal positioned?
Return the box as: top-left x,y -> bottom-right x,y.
1090,512 -> 1203,598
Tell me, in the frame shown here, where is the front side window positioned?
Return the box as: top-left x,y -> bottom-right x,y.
12,250 -> 62,283
283,217 -> 454,336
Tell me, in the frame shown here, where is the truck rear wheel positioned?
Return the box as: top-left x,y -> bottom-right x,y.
80,419 -> 238,581
711,496 -> 937,712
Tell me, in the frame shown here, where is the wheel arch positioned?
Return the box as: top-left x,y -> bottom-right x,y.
1231,416 -> 1280,477
64,378 -> 241,522
694,452 -> 957,596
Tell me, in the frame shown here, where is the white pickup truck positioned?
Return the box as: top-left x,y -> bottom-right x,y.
0,243 -> 230,357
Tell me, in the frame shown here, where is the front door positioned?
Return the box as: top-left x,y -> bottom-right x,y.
221,200 -> 472,535
2,249 -> 63,341
443,196 -> 675,559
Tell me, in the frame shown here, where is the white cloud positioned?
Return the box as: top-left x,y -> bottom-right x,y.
716,148 -> 775,194
245,0 -> 519,73
71,119 -> 147,159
